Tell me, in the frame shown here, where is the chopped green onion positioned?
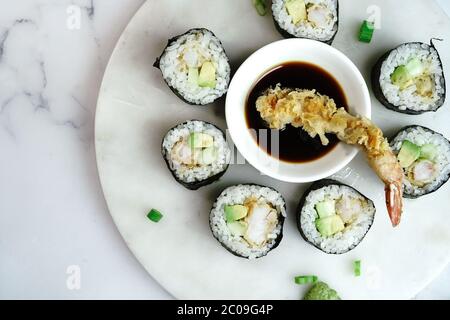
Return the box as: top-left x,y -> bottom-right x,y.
147,209 -> 163,223
294,275 -> 318,285
359,20 -> 375,43
253,0 -> 267,16
354,260 -> 361,277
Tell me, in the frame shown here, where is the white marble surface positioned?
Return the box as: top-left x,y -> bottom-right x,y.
0,0 -> 448,299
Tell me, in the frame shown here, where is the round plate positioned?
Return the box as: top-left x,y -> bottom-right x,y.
225,38 -> 371,183
95,0 -> 450,299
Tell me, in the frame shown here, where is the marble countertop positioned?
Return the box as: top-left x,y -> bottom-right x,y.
0,0 -> 448,299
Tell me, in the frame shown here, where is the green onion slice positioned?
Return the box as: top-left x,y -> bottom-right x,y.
354,260 -> 361,277
359,20 -> 375,43
147,209 -> 163,223
253,0 -> 267,16
294,275 -> 318,285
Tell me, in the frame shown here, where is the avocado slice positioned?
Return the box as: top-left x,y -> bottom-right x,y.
315,200 -> 336,219
397,140 -> 421,168
188,67 -> 199,86
285,0 -> 307,25
224,205 -> 248,222
188,132 -> 214,149
420,143 -> 437,161
391,58 -> 425,89
315,215 -> 345,237
391,65 -> 414,89
227,221 -> 248,236
198,61 -> 216,88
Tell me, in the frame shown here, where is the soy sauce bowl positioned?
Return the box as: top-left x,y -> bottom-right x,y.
225,39 -> 371,183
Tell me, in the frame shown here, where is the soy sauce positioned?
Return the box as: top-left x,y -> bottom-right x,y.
245,62 -> 348,163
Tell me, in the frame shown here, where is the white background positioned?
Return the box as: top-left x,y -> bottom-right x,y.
0,0 -> 448,299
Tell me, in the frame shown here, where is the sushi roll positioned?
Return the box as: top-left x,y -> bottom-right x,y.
297,179 -> 375,254
372,41 -> 446,115
154,28 -> 231,105
271,0 -> 339,44
390,125 -> 450,198
161,120 -> 231,190
210,185 -> 286,259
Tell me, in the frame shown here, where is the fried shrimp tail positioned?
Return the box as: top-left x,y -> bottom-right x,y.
256,85 -> 404,226
367,151 -> 404,226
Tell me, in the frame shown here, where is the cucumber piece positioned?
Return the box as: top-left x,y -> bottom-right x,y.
188,67 -> 199,86
198,61 -> 216,88
359,20 -> 375,43
405,58 -> 424,78
188,132 -> 214,149
420,144 -> 437,161
315,200 -> 336,219
252,0 -> 267,16
227,221 -> 248,236
196,147 -> 217,165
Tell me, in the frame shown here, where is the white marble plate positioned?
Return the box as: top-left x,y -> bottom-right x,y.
95,0 -> 450,299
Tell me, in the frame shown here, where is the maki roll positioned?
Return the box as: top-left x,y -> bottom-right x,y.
210,185 -> 286,259
161,120 -> 231,190
372,41 -> 446,114
390,125 -> 450,198
271,0 -> 339,44
297,180 -> 375,254
154,28 -> 231,105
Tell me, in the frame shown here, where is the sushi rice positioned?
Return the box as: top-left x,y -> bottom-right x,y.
378,42 -> 445,113
210,185 -> 286,259
272,0 -> 338,43
390,126 -> 450,198
299,182 -> 375,254
162,120 -> 231,189
156,28 -> 231,105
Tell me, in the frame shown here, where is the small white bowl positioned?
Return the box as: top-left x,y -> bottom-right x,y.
225,39 -> 371,183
